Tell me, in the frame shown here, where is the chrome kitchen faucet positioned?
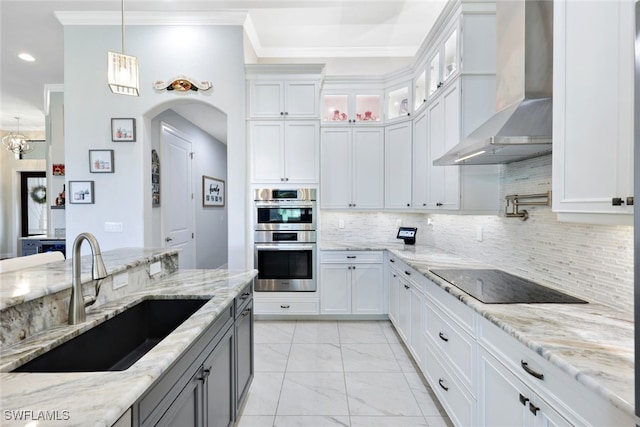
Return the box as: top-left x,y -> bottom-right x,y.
68,232 -> 108,324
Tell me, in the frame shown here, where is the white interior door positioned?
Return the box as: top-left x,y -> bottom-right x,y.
161,123 -> 195,269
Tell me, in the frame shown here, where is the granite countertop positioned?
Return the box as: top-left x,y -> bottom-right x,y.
0,248 -> 177,311
0,268 -> 258,427
321,241 -> 635,419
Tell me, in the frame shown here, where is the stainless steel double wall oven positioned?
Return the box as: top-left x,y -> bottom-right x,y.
253,189 -> 317,292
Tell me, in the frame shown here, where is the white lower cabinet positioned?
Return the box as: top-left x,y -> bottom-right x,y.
253,296 -> 319,315
479,348 -> 571,427
320,251 -> 385,315
386,255 -> 425,366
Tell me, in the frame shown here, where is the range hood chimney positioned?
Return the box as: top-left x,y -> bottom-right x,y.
434,0 -> 553,165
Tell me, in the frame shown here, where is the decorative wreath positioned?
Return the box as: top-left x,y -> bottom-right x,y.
30,185 -> 46,204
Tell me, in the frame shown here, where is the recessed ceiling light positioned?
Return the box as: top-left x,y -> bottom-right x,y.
18,53 -> 35,62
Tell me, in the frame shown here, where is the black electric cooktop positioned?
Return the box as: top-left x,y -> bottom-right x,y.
429,269 -> 588,304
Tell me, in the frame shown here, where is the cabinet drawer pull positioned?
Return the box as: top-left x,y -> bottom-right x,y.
438,378 -> 449,391
529,402 -> 540,416
519,393 -> 529,406
346,255 -> 357,259
404,284 -> 410,290
240,292 -> 251,300
242,309 -> 251,316
198,368 -> 211,382
521,361 -> 544,380
280,304 -> 290,309
389,259 -> 395,263
438,332 -> 449,342
404,271 -> 411,276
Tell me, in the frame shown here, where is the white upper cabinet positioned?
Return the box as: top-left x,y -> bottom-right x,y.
246,64 -> 324,119
427,25 -> 458,100
249,121 -> 319,184
386,82 -> 412,122
414,70 -> 427,112
320,127 -> 384,209
412,110 -> 429,209
552,0 -> 634,225
322,90 -> 382,124
385,121 -> 413,209
249,80 -> 319,118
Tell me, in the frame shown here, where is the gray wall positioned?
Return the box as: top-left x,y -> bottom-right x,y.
151,110 -> 228,269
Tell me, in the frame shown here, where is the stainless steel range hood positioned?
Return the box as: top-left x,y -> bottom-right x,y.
434,0 -> 553,166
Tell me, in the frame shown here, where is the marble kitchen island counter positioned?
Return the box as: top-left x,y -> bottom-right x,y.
321,241 -> 635,420
0,268 -> 257,427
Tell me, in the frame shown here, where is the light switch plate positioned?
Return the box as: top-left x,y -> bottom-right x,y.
105,222 -> 123,233
150,261 -> 162,275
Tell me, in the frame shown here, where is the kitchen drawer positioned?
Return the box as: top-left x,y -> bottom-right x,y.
477,316 -> 632,427
235,282 -> 253,317
424,344 -> 476,427
425,276 -> 475,333
425,300 -> 476,392
321,250 -> 383,264
254,300 -> 319,315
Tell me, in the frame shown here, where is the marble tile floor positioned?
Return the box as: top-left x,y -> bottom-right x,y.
236,320 -> 454,427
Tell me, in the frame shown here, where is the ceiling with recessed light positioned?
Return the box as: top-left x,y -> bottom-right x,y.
0,0 -> 447,134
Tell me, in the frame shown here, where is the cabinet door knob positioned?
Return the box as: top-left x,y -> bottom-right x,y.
285,112 -> 289,115
520,360 -> 544,380
438,378 -> 449,391
165,237 -> 173,242
406,203 -> 410,207
404,284 -> 410,290
280,112 -> 284,116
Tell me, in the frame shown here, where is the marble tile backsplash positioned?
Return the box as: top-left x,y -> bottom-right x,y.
321,155 -> 633,314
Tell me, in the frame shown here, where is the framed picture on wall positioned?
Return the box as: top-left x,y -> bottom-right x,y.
203,176 -> 225,207
111,118 -> 136,142
68,181 -> 95,204
89,149 -> 114,173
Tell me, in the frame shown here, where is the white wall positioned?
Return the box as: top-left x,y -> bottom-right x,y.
151,109 -> 228,269
321,155 -> 634,314
62,24 -> 248,268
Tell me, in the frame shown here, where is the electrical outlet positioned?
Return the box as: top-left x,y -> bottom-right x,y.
396,219 -> 402,227
150,261 -> 162,275
105,222 -> 123,232
476,226 -> 483,242
338,219 -> 345,229
112,272 -> 128,289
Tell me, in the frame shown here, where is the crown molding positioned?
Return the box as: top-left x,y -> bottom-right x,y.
55,11 -> 249,26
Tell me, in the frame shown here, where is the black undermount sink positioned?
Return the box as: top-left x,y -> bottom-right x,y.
13,298 -> 209,373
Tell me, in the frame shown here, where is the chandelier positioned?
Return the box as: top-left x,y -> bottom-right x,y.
107,0 -> 139,96
2,117 -> 34,155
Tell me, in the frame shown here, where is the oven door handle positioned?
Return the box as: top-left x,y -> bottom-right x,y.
255,244 -> 315,251
255,202 -> 314,208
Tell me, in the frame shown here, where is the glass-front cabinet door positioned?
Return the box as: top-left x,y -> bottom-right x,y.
414,70 -> 427,111
322,92 -> 381,124
443,28 -> 458,81
428,51 -> 441,97
386,85 -> 411,121
427,25 -> 459,100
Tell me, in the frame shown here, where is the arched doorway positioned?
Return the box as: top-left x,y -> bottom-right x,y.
144,100 -> 228,269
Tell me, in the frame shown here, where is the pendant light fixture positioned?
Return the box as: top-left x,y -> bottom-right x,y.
107,0 -> 139,96
2,117 -> 34,155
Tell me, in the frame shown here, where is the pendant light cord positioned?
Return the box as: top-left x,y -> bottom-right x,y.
121,0 -> 126,54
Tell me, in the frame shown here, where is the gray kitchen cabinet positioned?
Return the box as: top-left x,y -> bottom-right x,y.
204,327 -> 235,427
132,283 -> 254,427
235,291 -> 254,414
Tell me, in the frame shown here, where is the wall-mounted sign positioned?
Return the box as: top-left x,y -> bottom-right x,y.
153,76 -> 213,92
